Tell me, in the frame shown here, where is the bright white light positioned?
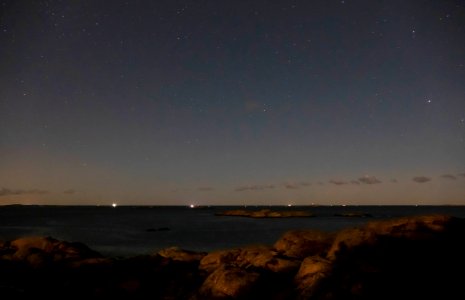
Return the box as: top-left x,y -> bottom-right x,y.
112,203 -> 117,207
190,204 -> 195,208
287,204 -> 292,207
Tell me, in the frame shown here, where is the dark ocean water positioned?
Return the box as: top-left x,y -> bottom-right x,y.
1,205 -> 464,257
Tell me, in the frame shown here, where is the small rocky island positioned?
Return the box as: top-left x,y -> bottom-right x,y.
1,215 -> 464,299
215,208 -> 315,218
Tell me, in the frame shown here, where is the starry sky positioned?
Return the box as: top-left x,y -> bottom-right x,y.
1,0 -> 464,205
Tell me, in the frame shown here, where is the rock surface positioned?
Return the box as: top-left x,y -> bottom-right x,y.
158,247 -> 207,263
198,265 -> 261,298
0,215 -> 464,299
274,230 -> 334,259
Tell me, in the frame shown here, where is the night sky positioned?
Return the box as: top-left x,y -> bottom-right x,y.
1,0 -> 464,205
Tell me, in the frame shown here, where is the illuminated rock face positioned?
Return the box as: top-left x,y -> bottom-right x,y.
274,230 -> 334,259
199,265 -> 261,298
1,236 -> 103,267
0,215 -> 464,299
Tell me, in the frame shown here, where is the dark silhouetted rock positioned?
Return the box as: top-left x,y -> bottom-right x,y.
327,215 -> 455,259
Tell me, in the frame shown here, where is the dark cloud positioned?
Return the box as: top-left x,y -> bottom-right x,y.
63,189 -> 76,194
329,180 -> 349,185
358,176 -> 382,184
457,173 -> 465,178
283,183 -> 300,189
390,179 -> 398,183
235,185 -> 274,192
300,182 -> 312,187
440,174 -> 457,180
197,187 -> 214,192
350,180 -> 360,185
0,188 -> 49,197
412,176 -> 432,183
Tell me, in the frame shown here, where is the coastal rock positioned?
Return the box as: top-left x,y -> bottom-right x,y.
315,215 -> 465,299
364,214 -> 453,237
327,215 -> 454,259
200,246 -> 300,274
69,257 -> 112,268
10,236 -> 56,259
0,215 -> 464,299
236,246 -> 301,273
198,265 -> 261,298
158,247 -> 207,263
274,230 -> 334,259
3,236 -> 102,267
294,256 -> 332,299
326,227 -> 378,260
199,249 -> 241,273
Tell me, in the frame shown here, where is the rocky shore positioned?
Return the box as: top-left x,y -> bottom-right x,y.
1,215 -> 464,299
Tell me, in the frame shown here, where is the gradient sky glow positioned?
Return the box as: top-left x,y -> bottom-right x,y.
1,0 -> 464,205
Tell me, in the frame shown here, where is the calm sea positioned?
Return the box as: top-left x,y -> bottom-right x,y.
1,205 -> 464,257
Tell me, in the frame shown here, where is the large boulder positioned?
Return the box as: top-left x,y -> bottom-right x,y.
294,256 -> 332,299
274,230 -> 334,259
313,215 -> 465,299
327,215 -> 455,259
2,236 -> 102,267
198,265 -> 261,298
363,214 -> 453,237
199,248 -> 241,273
